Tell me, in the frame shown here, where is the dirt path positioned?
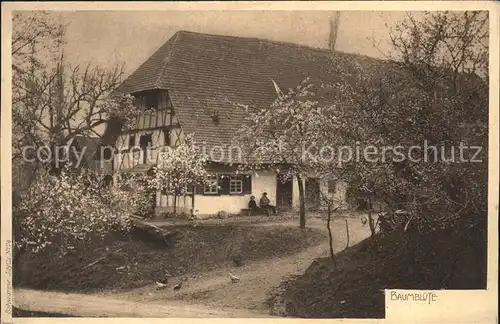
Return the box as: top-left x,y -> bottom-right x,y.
110,218 -> 371,313
14,217 -> 371,317
14,288 -> 269,317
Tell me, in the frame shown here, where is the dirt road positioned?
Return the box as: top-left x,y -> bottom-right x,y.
111,217 -> 371,313
14,217 -> 371,317
14,288 -> 269,317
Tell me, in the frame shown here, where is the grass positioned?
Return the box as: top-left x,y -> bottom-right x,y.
14,224 -> 325,293
270,223 -> 487,318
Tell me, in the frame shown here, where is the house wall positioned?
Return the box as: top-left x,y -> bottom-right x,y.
111,89 -> 352,215
291,177 -> 347,210
156,170 -> 277,217
114,129 -> 163,170
154,170 -> 351,217
292,177 -> 301,208
253,170 -> 278,207
318,180 -> 348,209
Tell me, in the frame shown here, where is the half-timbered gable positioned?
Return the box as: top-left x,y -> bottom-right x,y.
113,90 -> 185,172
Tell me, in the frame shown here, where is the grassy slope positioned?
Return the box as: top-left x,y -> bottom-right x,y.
14,224 -> 324,293
275,224 -> 487,318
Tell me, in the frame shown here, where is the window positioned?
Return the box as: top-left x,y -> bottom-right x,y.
128,134 -> 136,148
328,180 -> 336,194
139,133 -> 152,148
103,148 -> 112,160
163,130 -> 171,147
229,175 -> 243,194
144,92 -> 158,110
204,174 -> 218,194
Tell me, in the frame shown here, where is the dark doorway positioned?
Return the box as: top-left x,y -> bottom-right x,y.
139,134 -> 152,164
306,178 -> 320,210
276,173 -> 293,209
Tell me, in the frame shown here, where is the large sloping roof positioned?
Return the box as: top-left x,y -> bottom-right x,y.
69,135 -> 113,174
114,30 -> 391,163
73,135 -> 100,154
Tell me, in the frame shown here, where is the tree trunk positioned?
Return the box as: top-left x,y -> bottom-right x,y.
173,194 -> 177,215
326,205 -> 337,271
367,196 -> 376,237
345,219 -> 350,248
191,187 -> 196,218
296,175 -> 306,228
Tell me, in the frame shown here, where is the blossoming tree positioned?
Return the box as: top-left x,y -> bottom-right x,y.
317,11 -> 488,235
15,168 -> 146,255
148,135 -> 211,216
235,79 -> 325,228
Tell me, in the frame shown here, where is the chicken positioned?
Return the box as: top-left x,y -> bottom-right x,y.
155,281 -> 168,290
233,257 -> 242,267
156,270 -> 171,286
173,282 -> 183,291
229,272 -> 240,283
232,251 -> 243,267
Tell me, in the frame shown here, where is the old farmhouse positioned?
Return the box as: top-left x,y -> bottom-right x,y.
107,30 -> 385,217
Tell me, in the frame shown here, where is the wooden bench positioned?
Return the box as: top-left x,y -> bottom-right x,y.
240,208 -> 277,216
241,208 -> 268,216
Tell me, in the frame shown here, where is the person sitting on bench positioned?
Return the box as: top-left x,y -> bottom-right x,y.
259,192 -> 277,216
248,195 -> 259,214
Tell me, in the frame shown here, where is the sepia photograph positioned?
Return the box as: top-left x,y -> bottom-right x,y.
1,2 -> 498,322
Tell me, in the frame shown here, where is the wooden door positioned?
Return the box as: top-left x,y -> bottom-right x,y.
276,173 -> 293,209
305,178 -> 320,210
139,134 -> 152,164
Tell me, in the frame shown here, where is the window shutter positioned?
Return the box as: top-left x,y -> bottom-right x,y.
243,174 -> 252,194
219,174 -> 230,195
129,134 -> 136,148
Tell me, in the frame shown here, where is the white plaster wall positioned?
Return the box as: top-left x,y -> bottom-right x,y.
290,177 -> 348,210
193,194 -> 252,215
252,170 -> 277,205
155,170 -> 277,216
292,176 -> 300,209
334,181 -> 348,207
318,179 -> 348,209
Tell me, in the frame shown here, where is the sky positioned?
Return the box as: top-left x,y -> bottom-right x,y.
58,11 -> 411,75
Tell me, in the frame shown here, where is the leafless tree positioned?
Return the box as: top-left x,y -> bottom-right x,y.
12,11 -> 136,161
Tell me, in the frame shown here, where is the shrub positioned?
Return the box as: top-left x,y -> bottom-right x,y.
14,168 -> 146,255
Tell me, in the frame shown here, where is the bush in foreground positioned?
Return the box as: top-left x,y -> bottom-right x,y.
14,168 -> 149,256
